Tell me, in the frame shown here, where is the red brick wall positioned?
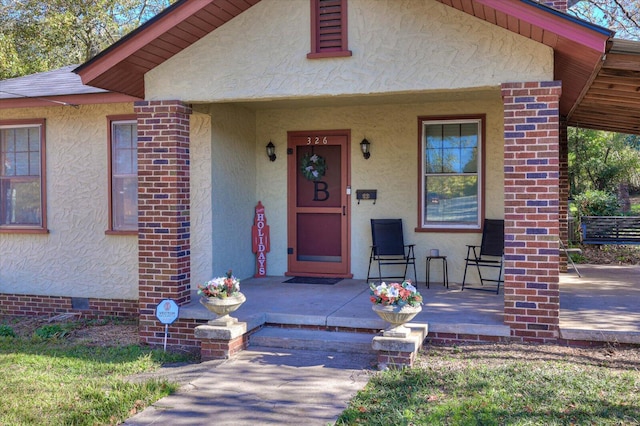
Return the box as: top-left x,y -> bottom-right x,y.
0,293 -> 138,319
134,100 -> 193,346
501,81 -> 561,343
558,118 -> 569,272
156,318 -> 204,349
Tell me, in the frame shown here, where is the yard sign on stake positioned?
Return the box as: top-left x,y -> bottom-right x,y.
155,299 -> 179,352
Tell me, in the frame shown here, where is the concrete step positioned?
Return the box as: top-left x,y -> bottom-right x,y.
250,327 -> 376,354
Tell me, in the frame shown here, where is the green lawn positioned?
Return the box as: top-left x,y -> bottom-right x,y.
337,344 -> 640,425
0,319 -> 194,426
2,319 -> 639,425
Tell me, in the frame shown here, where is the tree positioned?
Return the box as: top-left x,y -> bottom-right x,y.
568,128 -> 640,211
569,0 -> 640,40
0,0 -> 174,79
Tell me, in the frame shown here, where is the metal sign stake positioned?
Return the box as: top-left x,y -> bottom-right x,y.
155,299 -> 180,352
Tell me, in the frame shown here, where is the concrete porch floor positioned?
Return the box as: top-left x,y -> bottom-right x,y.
180,264 -> 640,345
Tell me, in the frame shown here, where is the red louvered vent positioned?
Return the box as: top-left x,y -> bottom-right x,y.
318,0 -> 343,51
308,0 -> 352,59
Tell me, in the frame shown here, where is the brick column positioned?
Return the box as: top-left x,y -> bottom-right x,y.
135,100 -> 192,346
501,81 -> 561,343
558,118 -> 569,272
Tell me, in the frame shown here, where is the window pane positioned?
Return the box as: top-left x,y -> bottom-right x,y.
425,126 -> 443,173
15,153 -> 29,175
424,175 -> 478,224
14,128 -> 29,151
115,150 -> 133,174
30,152 -> 40,175
422,119 -> 481,228
425,123 -> 479,174
1,124 -> 43,228
113,123 -> 136,175
114,124 -> 135,149
112,176 -> 138,230
111,121 -> 137,231
28,128 -> 40,151
0,178 -> 42,226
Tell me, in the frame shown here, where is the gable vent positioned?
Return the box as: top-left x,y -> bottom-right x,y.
308,0 -> 352,58
318,0 -> 344,51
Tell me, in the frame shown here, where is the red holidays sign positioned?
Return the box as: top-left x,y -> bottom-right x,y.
252,201 -> 270,277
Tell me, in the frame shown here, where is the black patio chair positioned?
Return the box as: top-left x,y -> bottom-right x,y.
462,219 -> 504,294
366,219 -> 416,284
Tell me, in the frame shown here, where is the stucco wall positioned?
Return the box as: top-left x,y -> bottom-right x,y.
255,92 -> 505,282
146,0 -> 553,102
0,103 -> 138,299
191,104 -> 257,283
189,111 -> 213,288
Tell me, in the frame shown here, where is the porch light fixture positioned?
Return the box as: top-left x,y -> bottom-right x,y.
360,138 -> 371,159
266,141 -> 276,162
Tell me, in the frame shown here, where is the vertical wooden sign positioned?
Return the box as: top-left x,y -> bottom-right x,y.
252,201 -> 270,277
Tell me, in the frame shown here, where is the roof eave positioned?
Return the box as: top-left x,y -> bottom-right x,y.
74,0 -> 211,96
0,92 -> 141,110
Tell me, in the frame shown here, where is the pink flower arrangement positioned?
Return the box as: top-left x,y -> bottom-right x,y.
369,281 -> 423,307
197,270 -> 241,299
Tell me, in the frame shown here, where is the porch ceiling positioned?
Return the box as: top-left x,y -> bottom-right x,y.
567,39 -> 640,135
437,0 -> 640,136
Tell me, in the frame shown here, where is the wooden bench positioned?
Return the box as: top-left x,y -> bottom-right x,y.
581,216 -> 640,245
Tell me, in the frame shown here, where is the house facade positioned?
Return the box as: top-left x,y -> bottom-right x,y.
2,0 -> 638,348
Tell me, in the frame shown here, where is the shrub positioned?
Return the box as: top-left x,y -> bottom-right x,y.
0,325 -> 16,338
574,190 -> 621,217
34,324 -> 68,340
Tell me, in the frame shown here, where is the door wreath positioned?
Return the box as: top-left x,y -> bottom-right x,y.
300,153 -> 327,181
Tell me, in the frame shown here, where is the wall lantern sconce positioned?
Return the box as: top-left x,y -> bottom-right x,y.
266,141 -> 276,162
360,138 -> 371,159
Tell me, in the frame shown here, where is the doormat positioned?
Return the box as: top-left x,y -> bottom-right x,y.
283,277 -> 343,285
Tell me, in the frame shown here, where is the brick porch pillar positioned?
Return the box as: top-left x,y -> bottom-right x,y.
501,81 -> 561,343
558,118 -> 569,272
135,100 -> 192,346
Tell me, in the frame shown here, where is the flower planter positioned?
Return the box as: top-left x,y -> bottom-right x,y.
200,293 -> 246,326
372,303 -> 422,337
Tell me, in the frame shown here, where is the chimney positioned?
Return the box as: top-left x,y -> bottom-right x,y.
541,1 -> 568,12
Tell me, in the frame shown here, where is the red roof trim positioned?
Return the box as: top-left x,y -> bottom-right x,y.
76,0 -> 215,84
0,93 -> 140,110
476,0 -> 609,51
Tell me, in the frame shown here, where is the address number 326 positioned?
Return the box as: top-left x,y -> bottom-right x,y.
307,136 -> 328,145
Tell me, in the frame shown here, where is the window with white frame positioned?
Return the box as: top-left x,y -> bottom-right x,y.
109,118 -> 137,233
0,120 -> 46,231
418,116 -> 484,230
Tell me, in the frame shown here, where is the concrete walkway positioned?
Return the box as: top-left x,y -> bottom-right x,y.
124,348 -> 375,425
560,264 -> 640,343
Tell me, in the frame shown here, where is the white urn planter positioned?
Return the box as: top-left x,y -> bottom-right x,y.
372,303 -> 422,338
200,293 -> 246,326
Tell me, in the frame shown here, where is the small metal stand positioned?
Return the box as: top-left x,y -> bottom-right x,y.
560,239 -> 582,277
426,256 -> 449,289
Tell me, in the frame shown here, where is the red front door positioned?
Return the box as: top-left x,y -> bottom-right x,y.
286,130 -> 351,277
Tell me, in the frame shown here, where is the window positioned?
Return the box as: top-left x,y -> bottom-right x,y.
418,115 -> 485,231
108,117 -> 137,233
0,119 -> 46,232
307,0 -> 352,59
